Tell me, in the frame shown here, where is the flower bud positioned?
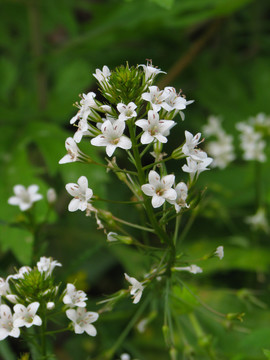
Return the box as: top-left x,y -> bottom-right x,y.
226,312 -> 245,322
107,232 -> 133,245
46,302 -> 55,310
47,188 -> 57,204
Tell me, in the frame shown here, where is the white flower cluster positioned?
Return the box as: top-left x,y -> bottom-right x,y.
59,62 -> 194,162
202,116 -> 235,169
245,207 -> 269,233
236,113 -> 269,162
0,257 -> 60,340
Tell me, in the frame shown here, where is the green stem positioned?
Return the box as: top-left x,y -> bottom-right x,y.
111,215 -> 154,232
142,156 -> 172,171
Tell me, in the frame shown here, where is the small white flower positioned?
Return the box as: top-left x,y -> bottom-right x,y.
93,65 -> 111,83
7,266 -> 32,283
47,188 -> 57,204
124,273 -> 144,304
37,257 -> 62,277
182,156 -> 213,179
13,302 -> 42,328
135,110 -> 175,144
167,182 -> 189,213
203,116 -> 225,137
8,185 -> 43,211
162,87 -> 194,114
141,170 -> 177,208
207,135 -> 235,169
139,60 -> 166,81
182,131 -> 206,161
117,102 -> 137,121
215,246 -> 224,260
141,86 -> 170,112
173,265 -> 203,274
47,302 -> 55,310
66,307 -> 99,336
120,354 -> 131,360
65,176 -> 93,212
73,118 -> 94,143
0,304 -> 20,340
91,120 -> 132,157
59,137 -> 86,164
63,284 -> 87,308
70,92 -> 97,125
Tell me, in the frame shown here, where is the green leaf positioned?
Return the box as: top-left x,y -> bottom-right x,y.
171,284 -> 200,314
0,225 -> 33,265
150,0 -> 175,9
263,350 -> 270,359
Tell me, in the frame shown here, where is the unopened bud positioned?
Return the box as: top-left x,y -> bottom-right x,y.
107,232 -> 133,244
47,188 -> 57,204
170,347 -> 178,360
226,312 -> 245,322
47,302 -> 55,310
171,146 -> 184,159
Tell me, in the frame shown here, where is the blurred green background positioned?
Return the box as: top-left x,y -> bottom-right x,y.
1,0 -> 270,359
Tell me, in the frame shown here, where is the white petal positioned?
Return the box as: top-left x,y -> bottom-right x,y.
91,135 -> 109,147
65,183 -> 80,197
77,176 -> 88,191
148,170 -> 160,187
163,189 -> 177,201
74,324 -> 84,334
135,119 -> 148,130
0,329 -> 8,340
28,302 -> 40,316
141,132 -> 153,144
84,324 -> 97,336
68,198 -> 80,212
66,309 -> 77,322
27,185 -> 39,194
117,136 -> 132,150
8,196 -> 20,205
152,195 -> 165,208
141,184 -> 155,196
162,174 -> 175,189
32,315 -> 42,326
13,185 -> 25,196
106,144 -> 117,157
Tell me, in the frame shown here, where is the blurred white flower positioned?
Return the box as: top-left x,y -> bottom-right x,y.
215,246 -> 224,260
203,116 -> 225,137
66,307 -> 99,336
245,208 -> 269,233
0,278 -> 10,296
8,185 -> 43,211
65,176 -> 93,212
124,273 -> 144,304
13,302 -> 42,328
173,265 -> 203,274
63,284 -> 87,308
47,188 -> 57,204
236,122 -> 266,162
135,110 -> 175,144
207,135 -> 235,169
141,170 -> 176,208
0,304 -> 20,340
91,120 -> 132,157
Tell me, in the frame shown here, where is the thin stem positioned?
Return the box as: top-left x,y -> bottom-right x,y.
142,156 -> 172,171
111,215 -> 154,232
94,196 -> 144,205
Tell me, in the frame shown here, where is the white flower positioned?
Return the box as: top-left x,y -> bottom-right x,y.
65,176 -> 93,212
66,307 -> 99,336
0,278 -> 10,296
135,110 -> 175,144
207,134 -> 235,169
59,137 -> 86,164
141,86 -> 170,112
139,60 -> 166,81
7,266 -> 32,282
215,246 -> 224,260
167,182 -> 189,213
203,116 -> 225,137
182,131 -> 207,161
91,120 -> 132,157
245,208 -> 269,233
47,188 -> 57,204
63,284 -> 87,308
37,257 -> 62,277
13,302 -> 42,328
70,92 -> 97,125
117,102 -> 137,121
120,354 -> 131,360
93,65 -> 111,83
141,170 -> 177,208
236,122 -> 266,162
173,265 -> 203,274
0,304 -> 20,340
124,273 -> 144,304
182,156 -> 213,179
73,118 -> 94,143
8,185 -> 43,211
162,87 -> 194,114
